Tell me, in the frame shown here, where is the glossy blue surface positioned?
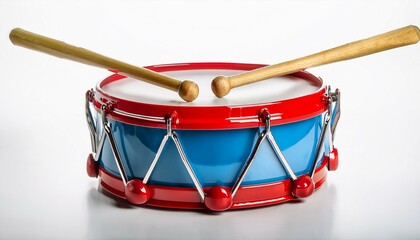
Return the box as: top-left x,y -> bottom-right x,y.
97,115 -> 325,187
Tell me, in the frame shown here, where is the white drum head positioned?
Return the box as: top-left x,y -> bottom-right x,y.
101,69 -> 321,106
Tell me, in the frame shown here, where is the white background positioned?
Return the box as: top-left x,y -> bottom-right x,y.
1,0 -> 420,239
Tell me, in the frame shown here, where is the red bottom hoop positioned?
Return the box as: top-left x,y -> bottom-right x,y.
97,159 -> 329,210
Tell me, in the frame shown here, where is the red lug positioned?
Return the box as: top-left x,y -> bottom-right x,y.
125,179 -> 150,205
166,111 -> 179,126
86,153 -> 98,178
292,175 -> 314,198
204,186 -> 233,211
328,147 -> 339,171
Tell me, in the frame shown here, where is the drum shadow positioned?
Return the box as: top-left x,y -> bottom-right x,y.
198,183 -> 338,239
86,183 -> 337,239
94,187 -> 135,209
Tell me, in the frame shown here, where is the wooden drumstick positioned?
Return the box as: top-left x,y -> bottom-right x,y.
212,25 -> 420,98
9,28 -> 199,102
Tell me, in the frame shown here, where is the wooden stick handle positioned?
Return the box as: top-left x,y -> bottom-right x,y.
212,25 -> 420,98
10,28 -> 199,102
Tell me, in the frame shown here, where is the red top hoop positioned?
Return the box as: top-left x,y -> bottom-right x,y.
93,62 -> 327,130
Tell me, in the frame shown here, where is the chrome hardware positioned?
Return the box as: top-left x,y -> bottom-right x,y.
142,115 -> 205,202
95,97 -> 166,124
85,97 -> 130,185
85,90 -> 97,153
100,104 -> 130,186
230,110 -> 298,197
85,90 -> 106,162
309,86 -> 340,178
94,130 -> 106,162
230,130 -> 264,197
113,108 -> 166,124
330,88 -> 341,141
309,99 -> 331,178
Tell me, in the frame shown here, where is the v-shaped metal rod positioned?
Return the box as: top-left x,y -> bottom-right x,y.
142,117 -> 205,201
230,112 -> 297,197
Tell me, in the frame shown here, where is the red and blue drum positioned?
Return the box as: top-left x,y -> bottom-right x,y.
85,62 -> 340,211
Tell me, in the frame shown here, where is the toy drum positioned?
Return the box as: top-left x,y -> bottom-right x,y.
85,62 -> 340,211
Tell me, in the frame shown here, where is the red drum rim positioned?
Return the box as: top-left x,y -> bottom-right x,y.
98,156 -> 328,209
94,62 -> 327,130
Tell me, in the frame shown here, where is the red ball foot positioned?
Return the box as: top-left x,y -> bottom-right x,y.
292,175 -> 314,198
328,147 -> 339,171
204,186 -> 233,211
124,179 -> 150,205
86,153 -> 98,178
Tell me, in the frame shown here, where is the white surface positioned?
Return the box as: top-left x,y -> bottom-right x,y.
102,70 -> 320,106
1,1 -> 420,239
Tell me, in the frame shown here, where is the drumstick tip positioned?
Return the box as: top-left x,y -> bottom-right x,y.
211,76 -> 231,98
9,28 -> 22,44
178,80 -> 199,102
413,25 -> 420,41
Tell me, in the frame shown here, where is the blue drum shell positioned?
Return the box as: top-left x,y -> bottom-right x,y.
97,115 -> 324,188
